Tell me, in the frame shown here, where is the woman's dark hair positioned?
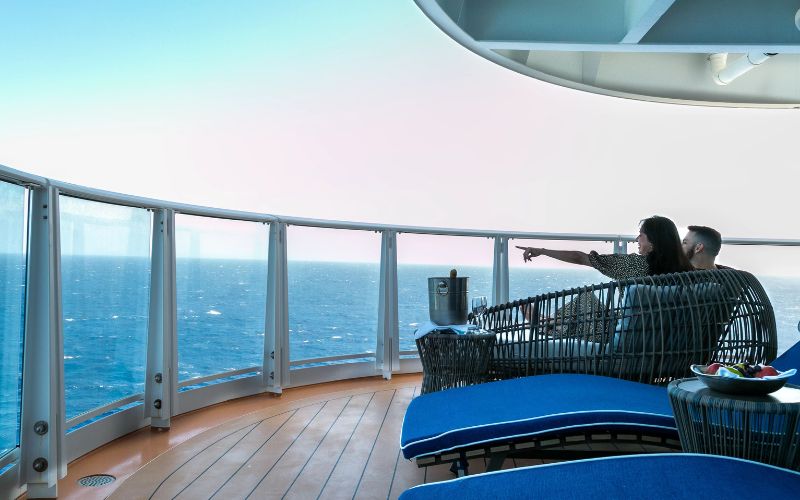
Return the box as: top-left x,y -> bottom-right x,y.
640,216 -> 694,275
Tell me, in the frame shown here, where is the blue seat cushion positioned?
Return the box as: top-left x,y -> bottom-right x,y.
773,341 -> 800,386
400,374 -> 675,460
399,454 -> 800,500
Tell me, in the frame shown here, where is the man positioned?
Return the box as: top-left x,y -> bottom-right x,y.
682,225 -> 726,270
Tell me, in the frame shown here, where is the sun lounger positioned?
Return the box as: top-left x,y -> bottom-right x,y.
403,339 -> 800,476
398,453 -> 800,500
400,374 -> 678,474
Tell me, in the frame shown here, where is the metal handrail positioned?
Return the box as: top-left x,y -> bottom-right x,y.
289,352 -> 377,366
0,448 -> 20,471
4,164 -> 798,246
177,366 -> 262,389
66,394 -> 143,428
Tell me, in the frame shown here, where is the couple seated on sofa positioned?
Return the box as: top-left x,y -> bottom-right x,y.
516,217 -> 726,343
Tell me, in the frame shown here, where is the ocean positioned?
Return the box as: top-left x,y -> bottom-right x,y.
1,256 -> 799,453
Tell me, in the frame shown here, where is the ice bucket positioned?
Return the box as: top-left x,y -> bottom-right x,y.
428,275 -> 469,325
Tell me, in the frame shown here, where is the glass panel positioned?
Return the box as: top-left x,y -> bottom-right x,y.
715,245 -> 800,356
0,181 -> 26,457
176,215 -> 267,383
287,227 -> 379,365
397,234 -> 493,354
509,239 -> 611,300
60,196 -> 151,421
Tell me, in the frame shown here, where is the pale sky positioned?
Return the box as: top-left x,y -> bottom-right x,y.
1,1 -> 798,273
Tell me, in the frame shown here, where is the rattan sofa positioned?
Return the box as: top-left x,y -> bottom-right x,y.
473,269 -> 777,385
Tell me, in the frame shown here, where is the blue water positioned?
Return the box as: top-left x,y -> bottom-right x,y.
0,253 -> 25,458
2,256 -> 800,455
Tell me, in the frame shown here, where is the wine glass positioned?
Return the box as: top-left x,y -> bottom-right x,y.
471,296 -> 488,322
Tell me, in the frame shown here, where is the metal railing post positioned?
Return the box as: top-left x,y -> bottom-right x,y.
492,236 -> 509,306
613,239 -> 628,254
20,184 -> 66,497
376,230 -> 399,379
264,222 -> 289,393
145,209 -> 178,428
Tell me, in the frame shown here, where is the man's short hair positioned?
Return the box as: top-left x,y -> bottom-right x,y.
687,225 -> 722,256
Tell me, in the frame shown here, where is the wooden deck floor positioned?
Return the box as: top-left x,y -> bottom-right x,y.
51,373 -> 666,499
55,374 -> 526,500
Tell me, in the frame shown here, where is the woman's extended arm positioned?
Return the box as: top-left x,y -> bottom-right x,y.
515,246 -> 591,267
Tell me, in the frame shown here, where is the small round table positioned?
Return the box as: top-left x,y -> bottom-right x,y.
668,378 -> 800,471
415,331 -> 495,394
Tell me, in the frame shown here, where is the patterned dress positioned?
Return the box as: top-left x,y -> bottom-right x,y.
587,251 -> 649,280
550,252 -> 648,342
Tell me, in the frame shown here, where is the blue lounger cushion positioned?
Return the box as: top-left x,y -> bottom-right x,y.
400,374 -> 675,460
773,340 -> 800,386
399,453 -> 800,499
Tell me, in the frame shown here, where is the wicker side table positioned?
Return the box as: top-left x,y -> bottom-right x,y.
668,378 -> 800,470
415,331 -> 495,394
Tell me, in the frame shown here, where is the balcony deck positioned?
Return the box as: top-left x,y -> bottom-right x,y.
55,374 -> 446,499
48,373 -> 670,499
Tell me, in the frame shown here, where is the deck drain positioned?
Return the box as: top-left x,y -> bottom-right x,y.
77,474 -> 116,487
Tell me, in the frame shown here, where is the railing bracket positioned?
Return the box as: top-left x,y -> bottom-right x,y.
32,457 -> 48,473
33,421 -> 48,436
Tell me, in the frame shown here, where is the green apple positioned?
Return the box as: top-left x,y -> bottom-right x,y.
720,366 -> 744,377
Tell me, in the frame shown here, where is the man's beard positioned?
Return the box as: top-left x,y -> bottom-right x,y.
685,247 -> 695,260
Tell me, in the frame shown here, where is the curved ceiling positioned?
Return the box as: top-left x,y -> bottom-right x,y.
415,0 -> 800,108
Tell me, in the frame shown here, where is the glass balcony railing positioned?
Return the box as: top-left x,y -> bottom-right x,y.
711,244 -> 800,356
287,226 -> 380,366
59,196 -> 152,421
0,181 -> 26,459
176,214 -> 268,386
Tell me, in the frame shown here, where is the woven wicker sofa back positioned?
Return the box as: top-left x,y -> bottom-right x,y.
473,269 -> 777,385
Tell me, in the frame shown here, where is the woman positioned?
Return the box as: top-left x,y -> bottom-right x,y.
516,215 -> 694,279
516,215 -> 694,341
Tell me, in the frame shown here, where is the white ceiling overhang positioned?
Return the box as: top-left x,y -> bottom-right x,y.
415,0 -> 800,107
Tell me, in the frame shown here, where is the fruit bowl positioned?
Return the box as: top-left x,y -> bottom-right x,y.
690,365 -> 795,396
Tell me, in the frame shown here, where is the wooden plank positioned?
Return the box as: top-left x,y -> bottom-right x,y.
174,412 -> 294,500
248,396 -> 351,498
386,387 -> 426,499
512,458 -> 544,468
353,386 -> 417,500
283,392 -> 374,499
422,463 -> 456,485
211,402 -> 325,499
318,389 -> 396,499
149,425 -> 254,500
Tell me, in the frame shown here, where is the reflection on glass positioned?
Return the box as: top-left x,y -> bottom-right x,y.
60,196 -> 151,420
287,227 -> 380,365
0,182 -> 25,457
176,215 -> 267,383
